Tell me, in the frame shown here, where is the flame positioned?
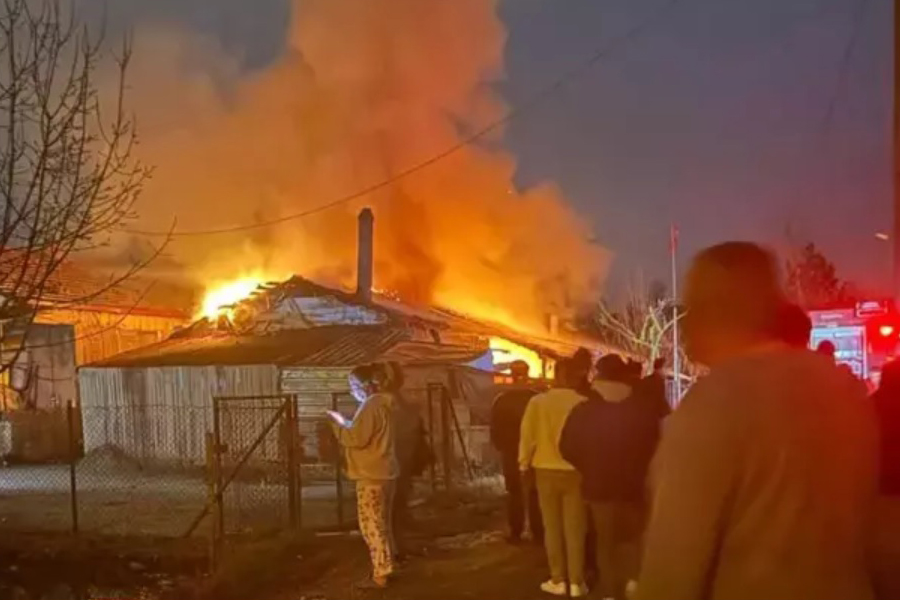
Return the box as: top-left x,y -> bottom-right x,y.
435,292 -> 538,336
198,273 -> 274,320
489,336 -> 544,379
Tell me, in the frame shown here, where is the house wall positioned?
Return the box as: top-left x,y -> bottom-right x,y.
36,309 -> 187,366
279,364 -> 492,466
0,323 -> 78,462
1,323 -> 77,412
78,364 -> 280,466
280,367 -> 353,462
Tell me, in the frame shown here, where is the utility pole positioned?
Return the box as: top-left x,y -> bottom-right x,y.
893,0 -> 900,299
670,224 -> 682,404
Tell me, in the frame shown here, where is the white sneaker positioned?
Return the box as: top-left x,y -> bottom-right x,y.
570,582 -> 590,598
540,580 -> 568,596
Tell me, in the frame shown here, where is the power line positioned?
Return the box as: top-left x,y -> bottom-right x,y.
821,0 -> 872,136
125,0 -> 685,239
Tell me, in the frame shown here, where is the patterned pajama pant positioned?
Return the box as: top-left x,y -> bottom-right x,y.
356,480 -> 396,579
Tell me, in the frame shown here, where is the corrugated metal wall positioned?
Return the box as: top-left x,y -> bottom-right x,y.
78,365 -> 279,465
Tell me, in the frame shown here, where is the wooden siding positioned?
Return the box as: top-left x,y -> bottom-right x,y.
36,309 -> 186,365
78,365 -> 280,465
0,323 -> 77,412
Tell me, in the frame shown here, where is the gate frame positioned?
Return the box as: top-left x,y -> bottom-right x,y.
185,394 -> 300,543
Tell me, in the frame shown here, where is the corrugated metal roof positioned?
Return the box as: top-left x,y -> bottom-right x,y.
0,250 -> 195,318
87,325 -> 479,368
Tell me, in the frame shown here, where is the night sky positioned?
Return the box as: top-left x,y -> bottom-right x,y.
80,0 -> 892,295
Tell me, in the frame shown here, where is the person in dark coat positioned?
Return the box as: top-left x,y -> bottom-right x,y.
871,360 -> 900,599
777,303 -> 812,349
636,358 -> 671,423
490,360 -> 543,543
560,354 -> 660,600
572,347 -> 594,397
386,362 -> 429,559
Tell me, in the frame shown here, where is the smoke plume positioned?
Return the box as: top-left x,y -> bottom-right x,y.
119,0 -> 609,331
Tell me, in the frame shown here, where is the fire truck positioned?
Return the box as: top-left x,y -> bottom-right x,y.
808,299 -> 900,388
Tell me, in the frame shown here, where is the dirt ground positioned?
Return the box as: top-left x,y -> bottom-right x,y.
0,464 -> 353,536
196,491 -> 555,600
0,481 -> 546,600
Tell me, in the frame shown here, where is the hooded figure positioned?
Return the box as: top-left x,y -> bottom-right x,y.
560,354 -> 660,600
872,360 -> 900,599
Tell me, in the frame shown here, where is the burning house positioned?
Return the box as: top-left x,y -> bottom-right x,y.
0,257 -> 195,461
78,209 -> 605,468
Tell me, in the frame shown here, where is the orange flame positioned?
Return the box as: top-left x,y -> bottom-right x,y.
489,336 -> 544,378
198,273 -> 279,320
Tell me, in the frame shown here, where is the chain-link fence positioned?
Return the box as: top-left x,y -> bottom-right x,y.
0,384 -> 500,551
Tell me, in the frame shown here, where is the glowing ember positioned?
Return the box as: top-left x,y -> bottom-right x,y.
199,274 -> 272,320
490,337 -> 545,379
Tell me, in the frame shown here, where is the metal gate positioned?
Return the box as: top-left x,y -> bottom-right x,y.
185,394 -> 300,552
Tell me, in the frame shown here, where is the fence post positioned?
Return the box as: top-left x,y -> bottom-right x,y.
212,398 -> 225,537
439,386 -> 453,491
205,432 -> 220,569
426,386 -> 437,493
67,400 -> 79,534
286,395 -> 300,532
331,393 -> 344,529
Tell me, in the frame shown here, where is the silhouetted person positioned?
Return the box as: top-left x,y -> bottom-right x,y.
817,339 -> 836,359
778,303 -> 812,349
561,354 -> 660,600
520,358 -> 589,597
636,357 -> 671,422
572,347 -> 594,396
871,360 -> 900,599
635,242 -> 877,600
490,360 -> 543,544
386,362 -> 429,559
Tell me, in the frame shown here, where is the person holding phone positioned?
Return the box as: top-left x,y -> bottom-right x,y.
329,363 -> 398,589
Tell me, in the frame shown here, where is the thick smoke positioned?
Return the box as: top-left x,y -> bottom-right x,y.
119,0 -> 608,331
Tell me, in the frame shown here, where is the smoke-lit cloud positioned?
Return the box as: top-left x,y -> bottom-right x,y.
89,0 -> 608,330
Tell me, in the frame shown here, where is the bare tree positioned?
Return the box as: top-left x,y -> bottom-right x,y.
593,276 -> 690,376
0,0 -> 161,375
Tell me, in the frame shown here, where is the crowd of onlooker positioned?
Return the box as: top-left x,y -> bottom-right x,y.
492,241 -> 900,600
326,240 -> 900,600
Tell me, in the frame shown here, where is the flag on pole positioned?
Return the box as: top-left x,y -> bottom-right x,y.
670,224 -> 679,255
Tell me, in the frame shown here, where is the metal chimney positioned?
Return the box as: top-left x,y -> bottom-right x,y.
356,208 -> 374,300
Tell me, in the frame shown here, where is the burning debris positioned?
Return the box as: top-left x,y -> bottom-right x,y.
198,274 -> 281,321
113,0 -> 609,335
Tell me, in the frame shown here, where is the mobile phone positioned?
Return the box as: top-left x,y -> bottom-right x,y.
326,410 -> 347,426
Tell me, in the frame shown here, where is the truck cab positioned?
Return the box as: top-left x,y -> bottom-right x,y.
808,299 -> 898,389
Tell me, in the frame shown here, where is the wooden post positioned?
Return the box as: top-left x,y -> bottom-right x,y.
285,395 -> 300,532
331,393 -> 345,529
205,432 -> 219,569
427,386 -> 437,493
440,386 -> 453,491
212,399 -> 225,538
66,401 -> 79,534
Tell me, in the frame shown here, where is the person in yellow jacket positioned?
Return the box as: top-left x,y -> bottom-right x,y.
519,358 -> 589,597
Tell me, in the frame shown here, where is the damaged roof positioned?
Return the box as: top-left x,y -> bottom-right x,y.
0,251 -> 196,318
89,324 -> 487,368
